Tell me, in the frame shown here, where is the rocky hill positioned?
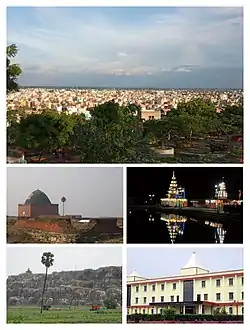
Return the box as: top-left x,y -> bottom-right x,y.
7,266 -> 122,306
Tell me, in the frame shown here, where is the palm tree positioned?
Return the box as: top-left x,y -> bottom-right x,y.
61,197 -> 66,216
40,252 -> 54,313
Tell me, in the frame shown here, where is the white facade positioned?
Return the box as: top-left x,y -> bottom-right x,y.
127,253 -> 244,316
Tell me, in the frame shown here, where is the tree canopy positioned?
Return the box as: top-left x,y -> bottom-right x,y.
7,44 -> 22,92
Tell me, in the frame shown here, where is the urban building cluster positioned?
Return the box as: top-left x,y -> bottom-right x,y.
127,252 -> 244,316
7,88 -> 243,120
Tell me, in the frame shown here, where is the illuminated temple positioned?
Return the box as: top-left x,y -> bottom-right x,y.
161,171 -> 188,207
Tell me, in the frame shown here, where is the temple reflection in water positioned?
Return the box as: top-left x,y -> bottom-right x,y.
204,220 -> 227,244
160,214 -> 187,243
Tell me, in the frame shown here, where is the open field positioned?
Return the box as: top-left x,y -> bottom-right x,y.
7,306 -> 122,323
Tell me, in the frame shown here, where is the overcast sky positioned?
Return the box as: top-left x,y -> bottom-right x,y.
7,6 -> 243,88
7,245 -> 122,276
7,167 -> 123,217
127,247 -> 243,277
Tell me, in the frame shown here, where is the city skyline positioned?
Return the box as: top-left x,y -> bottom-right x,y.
127,247 -> 243,278
7,167 -> 123,217
7,6 -> 243,88
127,167 -> 243,202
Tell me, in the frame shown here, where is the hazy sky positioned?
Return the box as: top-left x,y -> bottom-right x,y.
7,245 -> 122,276
7,6 -> 243,88
7,167 -> 123,217
127,247 -> 243,277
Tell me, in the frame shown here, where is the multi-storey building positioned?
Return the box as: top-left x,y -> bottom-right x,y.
127,252 -> 244,316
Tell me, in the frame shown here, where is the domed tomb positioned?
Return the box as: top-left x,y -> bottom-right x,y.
25,189 -> 51,205
18,189 -> 59,218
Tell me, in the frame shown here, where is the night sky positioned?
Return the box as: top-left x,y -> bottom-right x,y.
127,167 -> 243,203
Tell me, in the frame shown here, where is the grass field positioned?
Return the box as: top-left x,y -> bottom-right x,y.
7,306 -> 122,323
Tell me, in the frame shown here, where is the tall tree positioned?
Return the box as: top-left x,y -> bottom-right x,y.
40,252 -> 54,314
7,44 -> 22,92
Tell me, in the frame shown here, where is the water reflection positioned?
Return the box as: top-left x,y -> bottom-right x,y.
160,214 -> 187,243
127,209 -> 242,244
204,220 -> 227,244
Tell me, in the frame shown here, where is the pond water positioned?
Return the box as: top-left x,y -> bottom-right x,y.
127,210 -> 242,244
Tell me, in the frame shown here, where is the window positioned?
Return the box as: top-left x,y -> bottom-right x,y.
242,277 -> 244,285
216,293 -> 221,301
204,294 -> 208,301
142,309 -> 146,314
161,296 -> 164,303
136,286 -> 139,293
173,283 -> 176,290
216,279 -> 221,287
229,292 -> 234,300
135,298 -> 139,304
160,309 -> 163,314
152,297 -> 155,303
228,278 -> 234,286
127,310 -> 129,315
152,284 -> 156,291
229,307 -> 233,315
177,295 -> 179,302
242,292 -> 244,300
161,284 -> 165,291
171,295 -> 174,302
144,285 -> 147,292
197,294 -> 201,301
242,307 -> 244,314
201,280 -> 206,288
135,309 -> 137,314
202,306 -> 205,314
143,297 -> 147,304
151,309 -> 154,314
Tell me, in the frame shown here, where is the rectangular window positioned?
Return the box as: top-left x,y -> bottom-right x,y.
216,279 -> 221,287
229,292 -> 234,300
135,298 -> 138,304
160,309 -> 163,314
135,309 -> 137,314
171,295 -> 174,302
201,280 -> 206,288
161,284 -> 165,291
136,286 -> 139,292
228,278 -> 234,286
161,296 -> 164,302
242,277 -> 244,285
151,309 -> 154,314
242,292 -> 244,300
173,283 -> 176,290
143,297 -> 147,304
216,293 -> 221,301
152,284 -> 156,291
204,294 -> 208,301
142,309 -> 146,314
144,285 -> 147,292
177,295 -> 179,302
202,305 -> 205,314
197,294 -> 201,301
152,297 -> 155,303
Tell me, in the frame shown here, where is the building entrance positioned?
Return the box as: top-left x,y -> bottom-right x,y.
185,306 -> 195,314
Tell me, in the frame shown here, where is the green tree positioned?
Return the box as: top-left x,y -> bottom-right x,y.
103,297 -> 117,309
15,111 -> 76,161
72,101 -> 156,163
40,252 -> 54,314
7,44 -> 22,92
218,104 -> 243,134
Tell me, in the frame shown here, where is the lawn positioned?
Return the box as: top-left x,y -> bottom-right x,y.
7,306 -> 122,323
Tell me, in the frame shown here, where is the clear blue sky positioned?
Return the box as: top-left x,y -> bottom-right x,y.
7,167 -> 123,217
7,6 -> 243,88
7,245 -> 122,275
127,247 -> 243,277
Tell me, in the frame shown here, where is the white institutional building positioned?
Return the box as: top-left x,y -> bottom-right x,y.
127,253 -> 244,316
